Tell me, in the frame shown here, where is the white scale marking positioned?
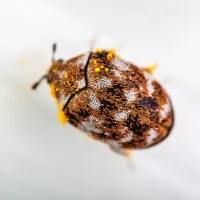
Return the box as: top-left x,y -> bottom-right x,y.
146,129 -> 159,146
119,132 -> 133,143
144,72 -> 155,96
95,77 -> 112,89
88,92 -> 101,109
115,111 -> 129,121
160,100 -> 171,119
124,90 -> 136,103
77,78 -> 85,89
112,57 -> 129,71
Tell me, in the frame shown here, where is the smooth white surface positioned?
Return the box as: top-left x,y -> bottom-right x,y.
0,0 -> 200,199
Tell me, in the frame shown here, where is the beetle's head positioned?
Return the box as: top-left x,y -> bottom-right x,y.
46,45 -> 90,112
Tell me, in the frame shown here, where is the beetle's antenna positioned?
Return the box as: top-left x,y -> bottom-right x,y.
90,32 -> 97,52
31,44 -> 56,90
52,43 -> 57,62
31,75 -> 47,90
116,43 -> 124,52
90,37 -> 95,51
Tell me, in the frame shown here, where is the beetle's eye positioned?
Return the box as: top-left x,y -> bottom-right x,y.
57,59 -> 63,63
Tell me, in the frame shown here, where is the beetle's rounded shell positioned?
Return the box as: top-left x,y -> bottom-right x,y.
50,51 -> 174,149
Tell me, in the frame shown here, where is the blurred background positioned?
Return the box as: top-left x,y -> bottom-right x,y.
0,0 -> 200,199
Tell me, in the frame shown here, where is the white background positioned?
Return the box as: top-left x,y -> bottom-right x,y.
0,0 -> 200,199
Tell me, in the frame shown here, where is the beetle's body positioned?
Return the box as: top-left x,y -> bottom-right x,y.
33,47 -> 174,156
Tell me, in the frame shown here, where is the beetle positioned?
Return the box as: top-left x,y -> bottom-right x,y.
32,44 -> 174,156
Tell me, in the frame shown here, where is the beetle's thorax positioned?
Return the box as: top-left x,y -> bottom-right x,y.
47,53 -> 90,108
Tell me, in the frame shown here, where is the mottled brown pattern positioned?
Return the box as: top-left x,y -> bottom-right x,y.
66,88 -> 169,148
89,52 -> 172,128
46,50 -> 174,154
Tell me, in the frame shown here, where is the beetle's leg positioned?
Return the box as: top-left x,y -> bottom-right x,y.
89,34 -> 97,52
52,43 -> 57,62
142,63 -> 158,75
108,141 -> 132,157
31,75 -> 47,90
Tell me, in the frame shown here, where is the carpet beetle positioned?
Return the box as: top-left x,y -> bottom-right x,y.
32,44 -> 174,156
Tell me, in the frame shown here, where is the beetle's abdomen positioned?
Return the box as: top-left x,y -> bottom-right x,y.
66,88 -> 171,148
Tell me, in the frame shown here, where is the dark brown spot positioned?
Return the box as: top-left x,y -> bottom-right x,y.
126,114 -> 149,137
139,97 -> 158,110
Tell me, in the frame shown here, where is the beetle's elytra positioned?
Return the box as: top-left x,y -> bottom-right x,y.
32,44 -> 174,156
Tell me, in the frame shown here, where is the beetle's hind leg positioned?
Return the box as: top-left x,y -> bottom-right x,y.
142,63 -> 158,75
31,75 -> 47,90
108,141 -> 134,169
108,141 -> 132,157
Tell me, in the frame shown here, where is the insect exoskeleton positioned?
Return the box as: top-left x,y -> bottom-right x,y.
32,44 -> 174,156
